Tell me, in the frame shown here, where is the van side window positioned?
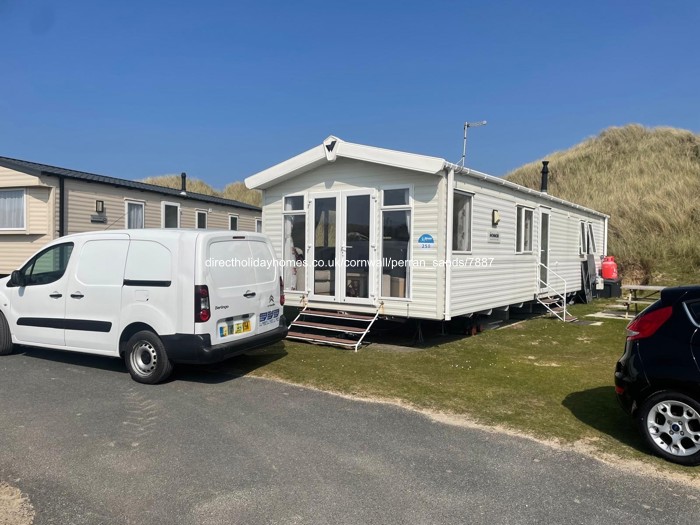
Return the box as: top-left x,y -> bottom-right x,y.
125,241 -> 172,285
21,243 -> 74,286
76,240 -> 129,286
686,302 -> 700,325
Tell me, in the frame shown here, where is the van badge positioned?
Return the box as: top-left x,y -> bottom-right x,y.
268,295 -> 275,306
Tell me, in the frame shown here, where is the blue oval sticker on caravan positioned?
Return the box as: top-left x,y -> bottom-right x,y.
418,234 -> 435,249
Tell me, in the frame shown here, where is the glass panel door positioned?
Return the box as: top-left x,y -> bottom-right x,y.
343,194 -> 371,301
311,197 -> 337,299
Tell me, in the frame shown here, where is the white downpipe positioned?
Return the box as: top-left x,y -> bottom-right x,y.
444,168 -> 455,321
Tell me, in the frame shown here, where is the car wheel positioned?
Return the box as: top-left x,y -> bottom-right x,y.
638,391 -> 700,465
0,312 -> 13,356
124,330 -> 173,384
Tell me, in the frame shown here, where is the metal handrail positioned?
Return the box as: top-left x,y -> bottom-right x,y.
538,263 -> 568,321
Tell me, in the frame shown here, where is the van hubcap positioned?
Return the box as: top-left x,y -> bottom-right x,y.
130,341 -> 158,377
647,400 -> 700,456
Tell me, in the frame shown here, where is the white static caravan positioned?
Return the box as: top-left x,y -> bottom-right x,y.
245,136 -> 608,346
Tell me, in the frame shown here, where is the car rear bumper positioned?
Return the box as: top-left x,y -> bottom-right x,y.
161,317 -> 288,364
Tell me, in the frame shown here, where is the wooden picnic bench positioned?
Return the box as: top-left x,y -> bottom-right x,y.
617,285 -> 666,318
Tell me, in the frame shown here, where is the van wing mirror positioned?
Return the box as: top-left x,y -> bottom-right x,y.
9,270 -> 26,287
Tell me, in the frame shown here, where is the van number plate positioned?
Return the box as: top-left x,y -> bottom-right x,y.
259,309 -> 279,326
220,320 -> 251,337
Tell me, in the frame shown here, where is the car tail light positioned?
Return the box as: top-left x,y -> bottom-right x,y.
626,305 -> 672,341
279,276 -> 285,306
195,285 -> 211,323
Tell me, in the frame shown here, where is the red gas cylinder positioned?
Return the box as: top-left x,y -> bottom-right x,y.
601,256 -> 618,280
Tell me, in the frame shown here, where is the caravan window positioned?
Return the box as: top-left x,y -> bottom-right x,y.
380,187 -> 411,299
452,191 -> 473,252
516,206 -> 534,253
283,195 -> 306,291
0,189 -> 25,229
587,223 -> 597,254
126,201 -> 145,229
580,221 -> 597,254
196,210 -> 208,229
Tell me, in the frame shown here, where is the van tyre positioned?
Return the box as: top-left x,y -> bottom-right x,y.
124,330 -> 173,384
638,391 -> 700,466
0,312 -> 13,356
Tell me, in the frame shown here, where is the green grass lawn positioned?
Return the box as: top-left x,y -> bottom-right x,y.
233,301 -> 699,479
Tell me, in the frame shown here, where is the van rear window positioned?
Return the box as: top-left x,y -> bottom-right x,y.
208,241 -> 256,288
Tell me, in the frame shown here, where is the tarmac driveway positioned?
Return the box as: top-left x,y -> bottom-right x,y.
0,347 -> 698,524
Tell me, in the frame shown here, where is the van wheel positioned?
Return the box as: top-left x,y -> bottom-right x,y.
124,331 -> 173,384
0,312 -> 13,356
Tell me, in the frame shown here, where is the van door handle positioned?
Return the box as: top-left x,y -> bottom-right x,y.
243,291 -> 256,298
49,292 -> 62,299
70,292 -> 85,299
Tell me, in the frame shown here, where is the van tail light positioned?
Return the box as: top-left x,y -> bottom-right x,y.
195,285 -> 211,323
626,305 -> 672,341
279,276 -> 285,306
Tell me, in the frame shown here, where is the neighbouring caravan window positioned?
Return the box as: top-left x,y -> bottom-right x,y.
452,191 -> 473,252
229,215 -> 239,231
283,196 -> 306,291
516,206 -> 533,253
126,201 -> 145,229
255,218 -> 263,232
196,210 -> 208,229
580,222 -> 587,254
381,187 -> 411,299
0,189 -> 25,229
162,202 -> 180,228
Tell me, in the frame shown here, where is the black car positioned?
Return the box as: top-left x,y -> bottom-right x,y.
615,286 -> 700,465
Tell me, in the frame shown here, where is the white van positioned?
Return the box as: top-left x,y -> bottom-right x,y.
0,230 -> 288,384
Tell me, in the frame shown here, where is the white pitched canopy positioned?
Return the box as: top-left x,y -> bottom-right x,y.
244,136 -> 446,190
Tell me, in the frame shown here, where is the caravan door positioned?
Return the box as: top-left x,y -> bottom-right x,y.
309,191 -> 376,304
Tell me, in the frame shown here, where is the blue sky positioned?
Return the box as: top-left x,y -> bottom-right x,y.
1,1 -> 698,188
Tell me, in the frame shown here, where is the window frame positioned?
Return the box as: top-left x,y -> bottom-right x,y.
515,205 -> 534,254
161,201 -> 181,228
125,200 -> 145,229
255,218 -> 263,233
282,194 -> 306,292
0,188 -> 27,231
196,209 -> 208,229
228,214 -> 239,231
452,190 -> 474,254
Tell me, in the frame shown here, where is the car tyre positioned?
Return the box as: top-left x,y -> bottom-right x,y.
124,330 -> 173,384
638,391 -> 700,466
0,312 -> 13,356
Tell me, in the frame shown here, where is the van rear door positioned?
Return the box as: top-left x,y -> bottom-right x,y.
248,239 -> 282,335
201,237 -> 260,345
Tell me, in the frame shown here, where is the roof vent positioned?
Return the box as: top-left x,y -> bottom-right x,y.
323,136 -> 339,162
